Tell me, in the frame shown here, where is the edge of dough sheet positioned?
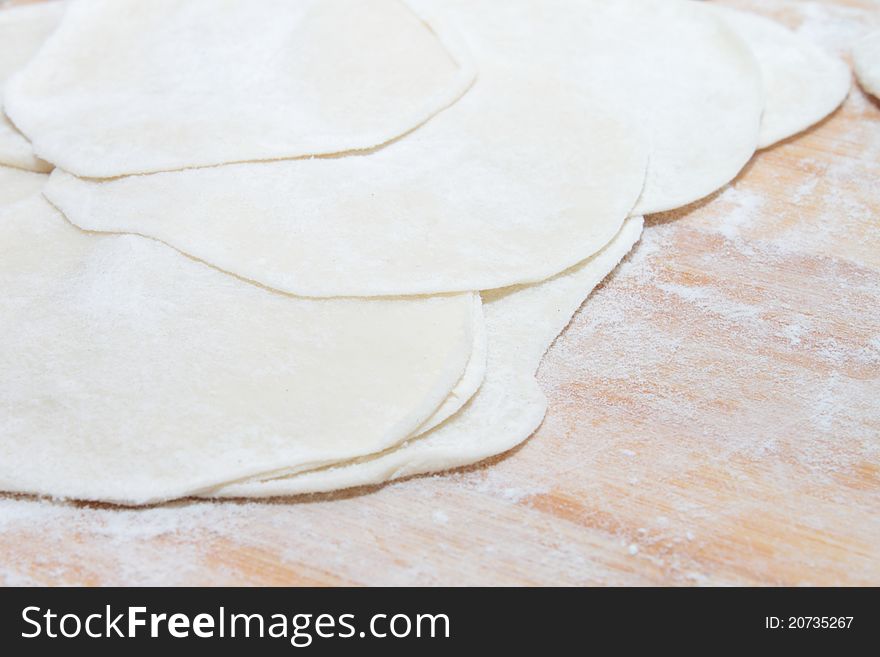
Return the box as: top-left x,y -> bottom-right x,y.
207,216 -> 644,499
711,5 -> 851,149
0,163 -> 48,206
853,30 -> 880,100
631,0 -> 764,215
416,296 -> 488,435
0,1 -> 64,172
4,0 -> 478,177
0,194 -> 480,505
203,296 -> 488,489
44,77 -> 648,298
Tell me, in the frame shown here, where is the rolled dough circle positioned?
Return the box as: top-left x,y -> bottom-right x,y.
712,5 -> 850,149
0,195 -> 480,504
5,0 -> 477,176
45,1 -> 650,298
211,217 -> 644,498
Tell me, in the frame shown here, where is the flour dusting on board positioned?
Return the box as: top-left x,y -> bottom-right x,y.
531,3 -> 880,581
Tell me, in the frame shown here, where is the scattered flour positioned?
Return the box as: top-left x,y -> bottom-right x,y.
713,185 -> 766,241
461,470 -> 551,504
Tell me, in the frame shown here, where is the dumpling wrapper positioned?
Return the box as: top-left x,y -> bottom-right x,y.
854,30 -> 880,99
0,164 -> 47,205
209,217 -> 644,498
463,0 -> 763,215
417,305 -> 487,435
0,1 -> 63,172
0,195 -> 480,505
712,6 -> 850,148
45,8 -> 648,297
5,0 -> 476,176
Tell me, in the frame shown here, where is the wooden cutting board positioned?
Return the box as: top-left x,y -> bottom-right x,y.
1,0 -> 878,586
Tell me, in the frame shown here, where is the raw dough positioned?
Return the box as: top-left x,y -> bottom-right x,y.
45,12 -> 648,297
854,30 -> 880,99
209,217 -> 644,497
417,306 -> 487,435
712,5 -> 850,148
455,0 -> 762,215
0,1 -> 62,172
0,195 -> 479,505
0,164 -> 47,206
5,0 -> 475,176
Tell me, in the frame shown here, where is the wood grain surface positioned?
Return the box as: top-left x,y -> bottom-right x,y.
1,0 -> 878,586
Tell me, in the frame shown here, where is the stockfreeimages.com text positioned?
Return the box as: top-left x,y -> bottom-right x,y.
21,606 -> 450,646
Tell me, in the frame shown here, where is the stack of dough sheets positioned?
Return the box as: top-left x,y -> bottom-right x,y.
0,0 -> 852,504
